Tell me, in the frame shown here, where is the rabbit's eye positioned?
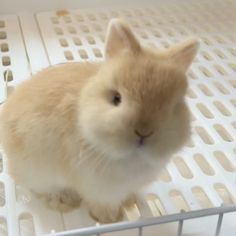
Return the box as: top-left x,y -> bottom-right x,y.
112,91 -> 121,106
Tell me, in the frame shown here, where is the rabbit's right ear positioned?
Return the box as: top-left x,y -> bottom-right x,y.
168,38 -> 200,72
105,19 -> 141,58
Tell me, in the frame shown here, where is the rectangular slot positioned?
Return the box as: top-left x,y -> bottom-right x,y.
214,124 -> 233,142
173,156 -> 193,179
169,190 -> 190,211
194,154 -> 215,176
192,187 -> 213,208
214,151 -> 236,172
214,184 -> 235,204
195,126 -> 214,144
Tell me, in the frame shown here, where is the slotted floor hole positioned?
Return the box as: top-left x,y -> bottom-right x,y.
19,213 -> 36,236
161,41 -> 170,48
87,14 -> 96,21
192,186 -> 213,208
76,14 -> 84,22
159,168 -> 172,182
202,37 -> 213,46
195,126 -> 214,144
124,204 -> 141,220
0,153 -> 3,173
86,35 -> 95,44
139,30 -> 148,39
229,79 -> 236,89
63,15 -> 72,23
111,10 -> 119,17
99,12 -> 108,20
231,99 -> 236,108
199,66 -> 213,78
0,218 -> 7,236
131,21 -> 140,28
15,185 -> 31,204
185,138 -> 195,147
67,26 -> 77,34
99,34 -> 105,42
78,49 -> 88,59
122,10 -> 132,17
228,48 -> 236,57
187,88 -> 197,98
213,101 -> 231,116
201,51 -> 213,61
153,29 -> 162,38
198,84 -> 214,96
228,63 -> 236,72
2,56 -> 11,66
214,151 -> 236,172
0,20 -> 5,28
64,51 -> 74,60
0,31 -> 7,39
214,183 -> 235,204
215,35 -> 226,44
0,43 -> 8,52
196,103 -> 214,119
213,124 -> 233,142
213,49 -> 227,59
214,64 -> 228,75
59,38 -> 68,47
146,194 -> 166,216
54,27 -> 63,35
194,153 -> 215,176
169,190 -> 190,211
0,182 -> 5,206
81,25 -> 90,33
213,82 -> 230,94
93,48 -> 103,58
232,121 -> 236,130
173,156 -> 193,179
3,70 -> 13,81
93,23 -> 102,32
73,37 -> 82,46
50,16 -> 59,24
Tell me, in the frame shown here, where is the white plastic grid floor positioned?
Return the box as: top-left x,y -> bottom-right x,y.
0,0 -> 236,235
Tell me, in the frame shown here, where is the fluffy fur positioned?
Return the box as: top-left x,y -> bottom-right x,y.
0,19 -> 199,223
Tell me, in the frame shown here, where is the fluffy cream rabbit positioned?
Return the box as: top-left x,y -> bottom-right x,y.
0,19 -> 199,223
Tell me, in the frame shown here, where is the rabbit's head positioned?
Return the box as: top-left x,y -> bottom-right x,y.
79,19 -> 199,162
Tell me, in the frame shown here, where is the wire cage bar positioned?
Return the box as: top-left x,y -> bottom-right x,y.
44,205 -> 236,236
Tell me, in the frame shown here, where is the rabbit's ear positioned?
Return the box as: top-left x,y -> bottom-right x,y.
168,38 -> 200,72
105,18 -> 141,58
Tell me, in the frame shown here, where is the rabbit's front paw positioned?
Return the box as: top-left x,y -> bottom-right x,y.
89,204 -> 123,223
39,189 -> 81,212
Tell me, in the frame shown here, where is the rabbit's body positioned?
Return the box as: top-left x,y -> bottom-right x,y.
1,63 -> 100,192
0,19 -> 199,222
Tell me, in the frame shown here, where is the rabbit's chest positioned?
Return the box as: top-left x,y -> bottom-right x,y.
78,156 -> 157,202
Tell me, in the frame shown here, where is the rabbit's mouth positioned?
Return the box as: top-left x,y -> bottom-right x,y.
135,130 -> 154,147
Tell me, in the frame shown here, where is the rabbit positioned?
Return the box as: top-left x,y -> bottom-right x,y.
0,18 -> 199,223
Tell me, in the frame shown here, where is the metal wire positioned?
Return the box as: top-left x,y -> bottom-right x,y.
215,213 -> 224,236
177,220 -> 183,236
177,210 -> 184,236
138,227 -> 143,236
44,205 -> 236,236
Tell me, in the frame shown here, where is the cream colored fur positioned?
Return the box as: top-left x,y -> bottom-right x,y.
0,19 -> 199,223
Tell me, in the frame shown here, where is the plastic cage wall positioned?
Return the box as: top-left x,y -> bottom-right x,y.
0,0 -> 236,235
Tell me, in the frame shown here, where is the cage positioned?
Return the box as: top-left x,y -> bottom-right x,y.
0,0 -> 236,235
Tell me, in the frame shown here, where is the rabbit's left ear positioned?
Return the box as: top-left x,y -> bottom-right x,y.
168,38 -> 200,72
105,18 -> 141,58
